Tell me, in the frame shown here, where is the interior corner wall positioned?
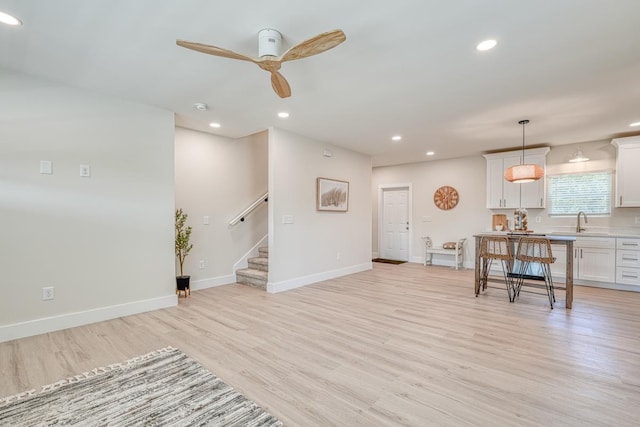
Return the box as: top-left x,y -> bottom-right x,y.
372,155 -> 488,266
0,70 -> 176,342
372,140 -> 640,268
174,128 -> 268,288
267,127 -> 372,292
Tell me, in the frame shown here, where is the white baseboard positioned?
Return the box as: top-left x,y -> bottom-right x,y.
0,294 -> 177,343
267,262 -> 372,293
191,274 -> 236,290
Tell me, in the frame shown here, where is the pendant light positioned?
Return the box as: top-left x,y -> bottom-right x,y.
504,119 -> 544,183
568,148 -> 589,163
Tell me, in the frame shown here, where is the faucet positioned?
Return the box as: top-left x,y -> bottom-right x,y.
576,211 -> 588,233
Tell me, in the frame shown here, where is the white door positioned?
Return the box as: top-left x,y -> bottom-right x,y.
381,188 -> 409,261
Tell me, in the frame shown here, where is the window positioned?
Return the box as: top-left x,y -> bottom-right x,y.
547,171 -> 612,216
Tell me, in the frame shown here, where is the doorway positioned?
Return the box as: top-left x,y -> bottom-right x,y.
378,184 -> 412,261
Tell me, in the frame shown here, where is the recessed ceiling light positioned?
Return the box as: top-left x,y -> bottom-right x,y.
391,135 -> 402,141
209,122 -> 221,128
630,121 -> 640,127
277,112 -> 289,118
426,151 -> 435,156
0,11 -> 22,26
476,39 -> 497,51
194,102 -> 208,111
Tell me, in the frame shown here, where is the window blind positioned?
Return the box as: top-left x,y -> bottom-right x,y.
548,171 -> 611,216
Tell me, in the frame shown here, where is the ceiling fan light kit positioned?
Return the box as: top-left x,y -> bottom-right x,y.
504,119 -> 544,184
177,28 -> 346,98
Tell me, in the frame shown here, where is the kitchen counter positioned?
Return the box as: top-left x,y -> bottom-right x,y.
485,230 -> 640,238
547,231 -> 640,238
480,232 -> 640,292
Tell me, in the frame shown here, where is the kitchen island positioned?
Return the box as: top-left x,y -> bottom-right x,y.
474,233 -> 576,308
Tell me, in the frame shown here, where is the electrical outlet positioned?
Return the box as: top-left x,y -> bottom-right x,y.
535,216 -> 542,223
199,260 -> 205,269
42,286 -> 54,300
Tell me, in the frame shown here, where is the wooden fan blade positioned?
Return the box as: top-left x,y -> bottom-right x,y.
280,29 -> 346,62
176,40 -> 257,63
271,71 -> 291,98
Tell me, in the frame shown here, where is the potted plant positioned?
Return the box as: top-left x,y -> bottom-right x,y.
175,208 -> 193,296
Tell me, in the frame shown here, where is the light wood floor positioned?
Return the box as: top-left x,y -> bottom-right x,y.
1,263 -> 640,426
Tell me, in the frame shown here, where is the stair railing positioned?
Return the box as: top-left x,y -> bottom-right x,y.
229,192 -> 268,226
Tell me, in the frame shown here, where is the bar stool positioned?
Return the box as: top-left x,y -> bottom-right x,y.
513,237 -> 556,309
477,235 -> 515,301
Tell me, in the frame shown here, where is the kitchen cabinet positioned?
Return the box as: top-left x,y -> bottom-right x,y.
484,147 -> 549,209
612,136 -> 640,207
550,237 -> 615,283
616,238 -> 640,286
575,237 -> 616,282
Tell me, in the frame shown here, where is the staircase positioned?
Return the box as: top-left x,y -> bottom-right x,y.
236,246 -> 268,290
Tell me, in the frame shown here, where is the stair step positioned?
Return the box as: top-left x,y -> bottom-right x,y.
248,256 -> 268,272
236,268 -> 268,290
258,246 -> 269,258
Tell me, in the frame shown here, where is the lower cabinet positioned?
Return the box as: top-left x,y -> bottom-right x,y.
550,237 -> 616,283
578,245 -> 616,282
616,238 -> 640,286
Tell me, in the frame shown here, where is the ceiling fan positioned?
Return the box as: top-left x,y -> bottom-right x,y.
176,29 -> 346,98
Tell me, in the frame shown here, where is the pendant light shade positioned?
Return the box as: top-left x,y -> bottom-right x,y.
568,149 -> 589,163
504,119 -> 544,183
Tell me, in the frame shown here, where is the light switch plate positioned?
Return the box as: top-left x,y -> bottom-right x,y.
282,215 -> 294,224
40,160 -> 53,174
80,164 -> 91,177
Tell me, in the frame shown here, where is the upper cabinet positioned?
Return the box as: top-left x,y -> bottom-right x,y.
612,136 -> 640,207
483,148 -> 550,209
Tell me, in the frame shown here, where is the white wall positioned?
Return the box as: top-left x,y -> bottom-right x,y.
268,128 -> 372,292
372,155 -> 488,267
0,70 -> 176,342
372,140 -> 640,268
174,128 -> 268,289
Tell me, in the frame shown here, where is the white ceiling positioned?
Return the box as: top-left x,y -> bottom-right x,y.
2,0 -> 640,167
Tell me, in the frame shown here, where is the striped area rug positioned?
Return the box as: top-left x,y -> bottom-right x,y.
0,347 -> 283,426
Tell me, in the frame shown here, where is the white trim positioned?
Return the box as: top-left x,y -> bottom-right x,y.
0,294 -> 177,343
377,183 -> 413,262
574,280 -> 640,292
266,262 -> 372,293
190,274 -> 236,290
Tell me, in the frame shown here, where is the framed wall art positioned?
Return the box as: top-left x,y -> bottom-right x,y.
317,177 -> 349,212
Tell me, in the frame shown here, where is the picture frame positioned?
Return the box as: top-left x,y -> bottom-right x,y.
316,177 -> 349,212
